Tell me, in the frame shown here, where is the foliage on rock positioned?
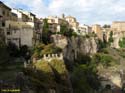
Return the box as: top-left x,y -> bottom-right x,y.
32,43 -> 62,58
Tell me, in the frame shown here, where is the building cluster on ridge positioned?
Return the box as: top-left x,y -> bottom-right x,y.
1,1 -> 125,48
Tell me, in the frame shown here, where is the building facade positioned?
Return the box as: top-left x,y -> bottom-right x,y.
75,24 -> 92,35
112,21 -> 125,32
5,8 -> 42,47
47,16 -> 68,33
0,1 -> 11,42
65,16 -> 79,28
92,24 -> 103,40
110,21 -> 125,48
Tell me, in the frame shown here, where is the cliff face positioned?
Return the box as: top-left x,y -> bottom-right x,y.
63,36 -> 98,63
51,35 -> 68,49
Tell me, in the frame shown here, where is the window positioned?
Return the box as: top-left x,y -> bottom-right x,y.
7,31 -> 10,35
2,11 -> 5,15
2,22 -> 5,27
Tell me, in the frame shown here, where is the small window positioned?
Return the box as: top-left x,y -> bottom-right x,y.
7,32 -> 10,35
2,11 -> 5,15
2,22 -> 5,27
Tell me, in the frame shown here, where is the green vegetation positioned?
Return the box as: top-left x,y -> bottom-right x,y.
0,48 -> 10,69
0,41 -> 24,80
91,53 -> 116,67
71,65 -> 100,93
60,24 -> 69,35
103,24 -> 111,28
97,39 -> 107,51
23,59 -> 69,92
71,54 -> 100,93
108,31 -> 114,45
70,47 -> 124,93
119,37 -> 125,48
7,42 -> 20,57
60,24 -> 77,37
42,19 -> 78,44
32,43 -> 62,58
0,61 -> 24,80
50,59 -> 67,74
42,18 -> 52,44
97,31 -> 114,51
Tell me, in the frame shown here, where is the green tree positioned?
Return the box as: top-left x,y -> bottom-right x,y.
103,24 -> 111,28
42,19 -> 52,44
108,31 -> 114,45
97,39 -> 107,51
60,24 -> 68,35
60,24 -> 77,37
7,42 -> 19,57
71,65 -> 100,93
119,37 -> 125,48
91,53 -> 115,67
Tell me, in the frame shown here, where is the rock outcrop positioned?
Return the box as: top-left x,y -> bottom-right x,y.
111,31 -> 125,48
51,34 -> 68,49
63,36 -> 98,63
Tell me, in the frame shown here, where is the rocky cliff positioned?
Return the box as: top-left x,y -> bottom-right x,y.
63,36 -> 98,64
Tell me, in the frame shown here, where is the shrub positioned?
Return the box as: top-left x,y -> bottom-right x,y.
91,53 -> 115,67
119,37 -> 125,48
32,44 -> 62,59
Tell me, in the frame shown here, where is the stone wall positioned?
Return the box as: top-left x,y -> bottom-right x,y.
43,53 -> 63,62
33,53 -> 63,63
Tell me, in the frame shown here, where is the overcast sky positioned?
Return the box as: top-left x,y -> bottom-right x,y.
1,0 -> 125,25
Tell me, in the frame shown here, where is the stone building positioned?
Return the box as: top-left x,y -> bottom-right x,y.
76,24 -> 92,35
47,16 -> 68,33
5,21 -> 35,47
11,8 -> 30,22
10,12 -> 18,21
110,21 -> 125,48
0,1 -> 11,42
92,24 -> 103,40
65,16 -> 79,29
112,21 -> 125,32
102,28 -> 111,42
5,8 -> 42,47
33,18 -> 43,45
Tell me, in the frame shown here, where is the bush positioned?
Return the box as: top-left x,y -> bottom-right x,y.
119,37 -> 125,48
32,44 -> 62,59
71,65 -> 100,93
91,53 -> 115,67
7,42 -> 19,57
